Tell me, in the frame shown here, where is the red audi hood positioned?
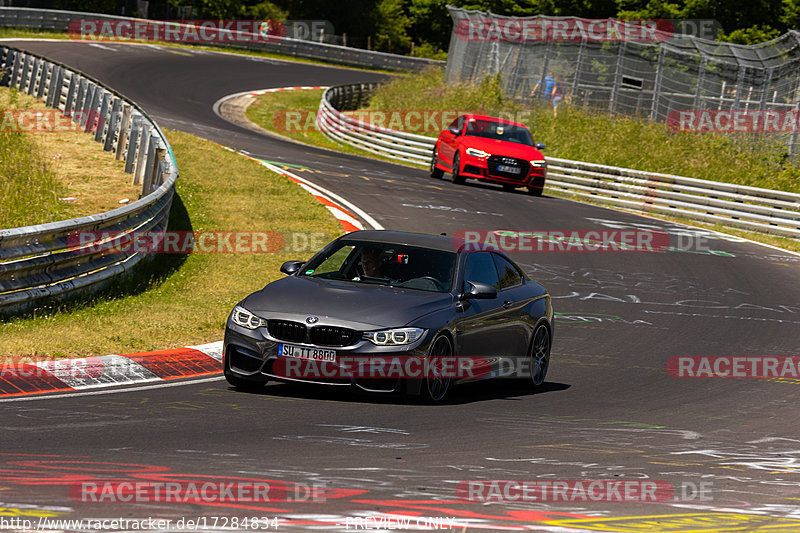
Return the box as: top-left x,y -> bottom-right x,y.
460,136 -> 544,160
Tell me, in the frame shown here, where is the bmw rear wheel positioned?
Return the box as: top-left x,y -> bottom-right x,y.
422,335 -> 454,403
527,323 -> 551,387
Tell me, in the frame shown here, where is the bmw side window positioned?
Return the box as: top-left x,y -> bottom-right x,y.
463,252 -> 500,292
492,254 -> 522,290
304,245 -> 355,278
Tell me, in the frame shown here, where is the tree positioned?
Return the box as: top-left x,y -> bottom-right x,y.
374,0 -> 412,52
247,1 -> 289,20
718,25 -> 781,44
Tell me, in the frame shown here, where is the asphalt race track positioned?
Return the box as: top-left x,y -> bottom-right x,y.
2,41 -> 800,532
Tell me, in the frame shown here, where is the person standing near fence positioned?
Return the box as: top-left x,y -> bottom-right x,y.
531,72 -> 563,117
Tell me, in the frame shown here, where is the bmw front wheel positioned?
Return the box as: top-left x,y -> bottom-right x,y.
422,335 -> 454,403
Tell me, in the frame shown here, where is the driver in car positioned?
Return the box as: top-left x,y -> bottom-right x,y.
359,248 -> 384,278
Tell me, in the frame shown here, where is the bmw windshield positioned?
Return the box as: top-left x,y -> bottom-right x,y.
299,241 -> 456,293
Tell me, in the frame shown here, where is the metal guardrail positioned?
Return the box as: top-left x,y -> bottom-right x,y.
318,84 -> 436,166
0,7 -> 443,73
318,83 -> 800,239
0,45 -> 178,315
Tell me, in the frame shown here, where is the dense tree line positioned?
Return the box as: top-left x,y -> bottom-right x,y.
34,0 -> 800,55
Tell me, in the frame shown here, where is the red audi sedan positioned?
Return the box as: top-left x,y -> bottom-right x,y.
430,114 -> 547,196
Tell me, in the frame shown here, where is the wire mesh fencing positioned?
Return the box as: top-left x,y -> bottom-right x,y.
445,5 -> 800,160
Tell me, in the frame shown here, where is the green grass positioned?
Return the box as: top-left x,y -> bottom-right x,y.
0,28 -> 69,40
0,130 -> 342,359
244,88 -> 423,166
0,88 -> 74,227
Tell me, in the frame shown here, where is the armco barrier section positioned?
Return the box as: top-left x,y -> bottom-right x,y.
317,83 -> 435,166
317,83 -> 800,239
0,7 -> 442,73
0,46 -> 178,315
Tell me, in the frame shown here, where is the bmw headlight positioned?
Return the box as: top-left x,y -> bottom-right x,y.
530,159 -> 547,168
466,148 -> 490,159
231,305 -> 267,329
364,328 -> 425,346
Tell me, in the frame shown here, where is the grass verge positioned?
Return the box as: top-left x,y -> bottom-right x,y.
0,129 -> 342,359
243,88 -> 417,167
0,87 -> 137,227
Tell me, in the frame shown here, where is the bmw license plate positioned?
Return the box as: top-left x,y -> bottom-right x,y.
279,344 -> 336,362
497,164 -> 521,174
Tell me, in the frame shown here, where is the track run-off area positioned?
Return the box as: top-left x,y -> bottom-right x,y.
2,40 -> 800,532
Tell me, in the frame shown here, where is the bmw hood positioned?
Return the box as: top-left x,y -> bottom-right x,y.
241,275 -> 454,329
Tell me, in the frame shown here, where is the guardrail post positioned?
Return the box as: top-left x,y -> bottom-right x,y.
33,58 -> 44,96
36,61 -> 49,99
45,64 -> 59,105
63,72 -> 77,115
125,114 -> 142,173
82,84 -> 100,131
104,97 -> 121,151
55,67 -> 67,111
10,50 -> 21,87
140,136 -> 157,196
134,126 -> 152,185
95,91 -> 110,142
0,49 -> 11,86
19,53 -> 31,91
147,147 -> 167,190
72,78 -> 87,121
116,104 -> 132,160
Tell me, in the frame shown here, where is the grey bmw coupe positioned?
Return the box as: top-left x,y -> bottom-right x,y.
223,230 -> 553,402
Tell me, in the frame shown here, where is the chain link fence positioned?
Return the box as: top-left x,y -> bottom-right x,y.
445,5 -> 800,158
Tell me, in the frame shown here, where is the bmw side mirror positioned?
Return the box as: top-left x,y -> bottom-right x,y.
280,260 -> 305,275
463,281 -> 497,300
536,142 -> 546,150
